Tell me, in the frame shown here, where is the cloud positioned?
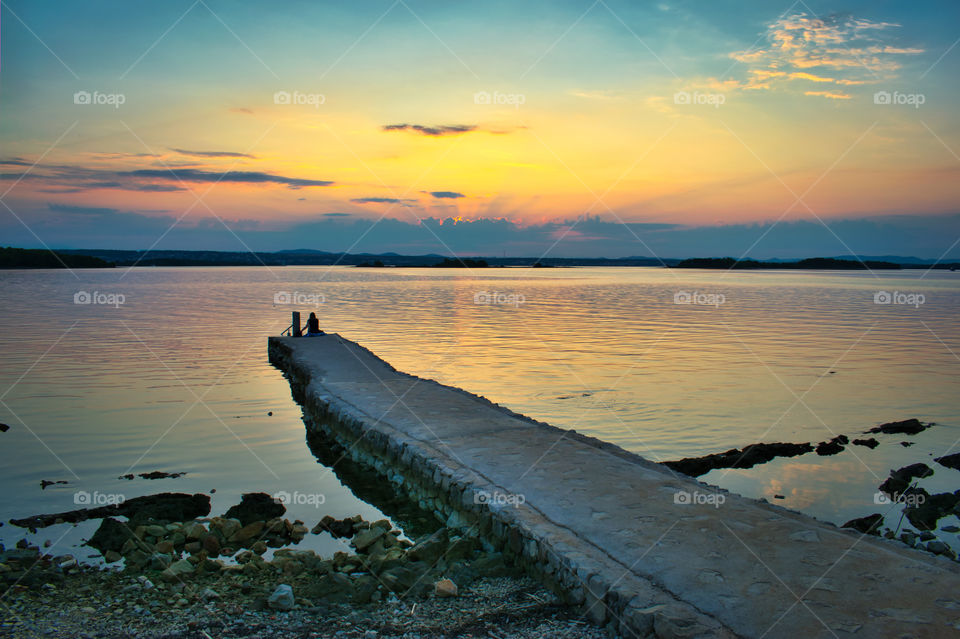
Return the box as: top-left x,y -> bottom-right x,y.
804,90 -> 851,99
126,168 -> 334,188
727,13 -> 923,97
382,123 -> 477,137
569,89 -> 621,100
170,148 -> 256,159
351,197 -> 417,204
428,191 -> 464,199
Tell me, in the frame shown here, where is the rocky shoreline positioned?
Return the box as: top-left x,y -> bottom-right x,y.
2,494 -> 607,639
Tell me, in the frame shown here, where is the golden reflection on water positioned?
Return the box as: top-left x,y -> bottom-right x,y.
0,266 -> 957,552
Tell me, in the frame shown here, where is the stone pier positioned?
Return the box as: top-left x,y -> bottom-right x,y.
269,334 -> 960,638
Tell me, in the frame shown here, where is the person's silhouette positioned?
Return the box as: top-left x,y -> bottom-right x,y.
305,312 -> 323,336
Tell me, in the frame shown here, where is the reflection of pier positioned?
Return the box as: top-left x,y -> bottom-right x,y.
270,332 -> 960,638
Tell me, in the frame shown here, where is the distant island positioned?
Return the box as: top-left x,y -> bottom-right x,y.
1,247 -> 956,270
675,257 -> 903,270
359,257 -> 488,268
0,247 -> 114,269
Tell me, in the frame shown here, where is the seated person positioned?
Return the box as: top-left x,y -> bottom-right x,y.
305,312 -> 324,336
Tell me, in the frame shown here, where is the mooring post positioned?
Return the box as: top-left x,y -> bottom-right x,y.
292,311 -> 301,337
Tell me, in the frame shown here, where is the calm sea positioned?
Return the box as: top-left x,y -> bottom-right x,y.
1,266 -> 958,557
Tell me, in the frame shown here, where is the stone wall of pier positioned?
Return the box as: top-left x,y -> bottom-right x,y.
269,337 -> 734,639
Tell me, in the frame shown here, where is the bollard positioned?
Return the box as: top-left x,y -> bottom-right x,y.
292,311 -> 301,337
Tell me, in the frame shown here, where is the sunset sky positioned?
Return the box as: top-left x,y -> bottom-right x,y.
1,0 -> 958,257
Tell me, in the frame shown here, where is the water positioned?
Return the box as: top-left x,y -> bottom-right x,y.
0,266 -> 958,558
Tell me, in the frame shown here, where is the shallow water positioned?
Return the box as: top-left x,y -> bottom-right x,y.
0,266 -> 957,557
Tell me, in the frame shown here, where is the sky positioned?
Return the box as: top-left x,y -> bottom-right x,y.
1,0 -> 958,259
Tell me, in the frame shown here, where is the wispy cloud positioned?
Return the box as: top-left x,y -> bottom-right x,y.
382,123 -> 477,137
169,148 -> 257,159
127,168 -> 333,188
351,196 -> 417,205
728,13 -> 923,97
428,191 -> 464,199
804,90 -> 851,100
0,159 -> 334,192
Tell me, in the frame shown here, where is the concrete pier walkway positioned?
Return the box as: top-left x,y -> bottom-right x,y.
269,334 -> 960,639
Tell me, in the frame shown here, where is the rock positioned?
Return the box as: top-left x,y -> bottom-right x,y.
184,523 -> 207,540
865,418 -> 929,435
927,541 -> 955,558
434,578 -> 458,597
228,521 -> 265,545
161,559 -> 194,581
408,528 -> 448,563
880,463 -> 934,496
251,541 -> 267,555
842,513 -> 883,535
202,534 -> 221,556
184,541 -> 202,554
149,553 -> 173,570
224,493 -> 285,526
268,584 -> 296,610
87,518 -> 137,555
852,438 -> 880,449
0,423 -> 8,432
311,515 -> 355,538
934,452 -> 960,471
663,442 -> 814,477
155,540 -> 174,554
942,525 -> 960,533
815,436 -> 848,456
905,491 -> 960,531
351,527 -> 386,551
144,524 -> 166,538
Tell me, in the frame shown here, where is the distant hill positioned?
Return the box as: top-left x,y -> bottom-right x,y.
675,257 -> 903,270
0,247 -> 114,269
14,248 -> 954,270
51,248 -> 679,268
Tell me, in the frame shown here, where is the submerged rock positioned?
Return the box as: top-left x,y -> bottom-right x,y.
851,438 -> 879,449
879,463 -> 934,496
815,435 -> 848,456
224,493 -> 285,526
11,492 -> 210,529
904,490 -> 960,531
865,418 -> 930,436
663,442 -> 814,477
934,452 -> 960,471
